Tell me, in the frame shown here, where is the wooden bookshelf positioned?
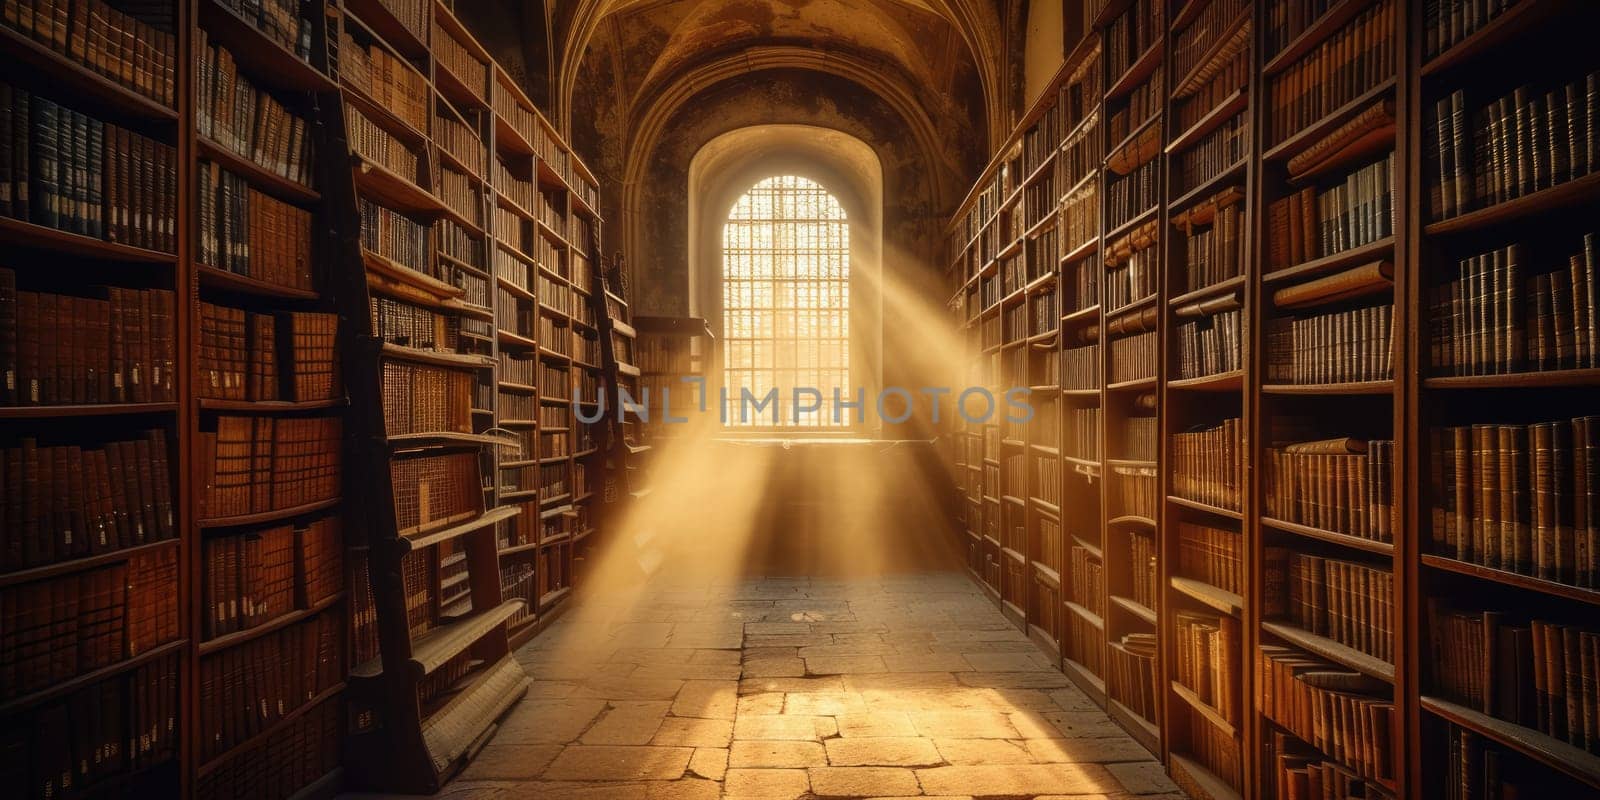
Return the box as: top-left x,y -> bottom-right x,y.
939,2 -> 1600,799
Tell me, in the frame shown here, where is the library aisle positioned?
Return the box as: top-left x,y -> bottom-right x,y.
348,570 -> 1184,800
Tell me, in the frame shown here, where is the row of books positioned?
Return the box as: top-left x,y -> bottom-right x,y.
1066,406 -> 1100,460
1173,416 -> 1244,511
1105,0 -> 1163,92
1129,529 -> 1158,611
1258,644 -> 1395,782
200,415 -> 341,520
201,525 -> 294,640
1108,632 -> 1159,722
1268,730 -> 1395,800
1427,235 -> 1598,375
1176,202 -> 1245,294
1104,244 -> 1157,311
0,84 -> 177,249
1267,154 -> 1395,269
1177,522 -> 1243,596
1060,111 -> 1100,189
1265,302 -> 1394,384
1109,328 -> 1157,385
1430,74 -> 1599,220
432,15 -> 488,93
4,0 -> 177,107
1265,437 -> 1397,542
215,0 -> 312,64
1113,463 -> 1159,520
197,610 -> 341,762
380,359 -> 473,436
1175,46 -> 1246,132
1033,456 -> 1062,509
1067,608 -> 1105,678
436,112 -> 485,179
1174,303 -> 1242,380
195,36 -> 312,186
360,197 -> 431,273
193,693 -> 340,800
1424,0 -> 1521,61
1120,413 -> 1155,461
1174,712 -> 1243,795
1283,552 -> 1395,663
1069,543 -> 1103,616
1,655 -> 178,799
1264,0 -> 1395,145
1173,112 -> 1247,195
1107,159 -> 1158,232
438,217 -> 486,270
1060,180 -> 1098,255
1174,610 -> 1240,724
2,430 -> 174,569
1,547 -> 177,701
199,305 -> 338,402
371,294 -> 458,353
438,167 -> 483,229
339,27 -> 428,133
0,279 -> 176,406
1109,72 -> 1164,153
1428,417 -> 1600,588
348,106 -> 420,185
1171,0 -> 1248,85
197,161 -> 314,288
1429,603 -> 1600,755
390,451 -> 479,536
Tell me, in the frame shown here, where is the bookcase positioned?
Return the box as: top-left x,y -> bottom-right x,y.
484,64 -> 606,646
0,0 -> 604,796
943,1 -> 1600,798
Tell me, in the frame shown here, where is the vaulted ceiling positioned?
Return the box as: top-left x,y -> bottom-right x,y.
550,0 -> 1008,150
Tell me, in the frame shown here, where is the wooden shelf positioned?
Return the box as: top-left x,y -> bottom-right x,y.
1065,600 -> 1104,630
1260,516 -> 1395,556
1420,0 -> 1551,78
198,397 -> 347,413
1260,380 -> 1393,395
0,639 -> 186,715
1106,38 -> 1164,100
1263,78 -> 1396,163
379,342 -> 494,370
1170,576 -> 1243,617
1422,368 -> 1600,389
199,136 -> 319,205
197,0 -> 336,92
1262,236 -> 1395,286
196,683 -> 346,777
0,215 -> 177,262
1169,681 -> 1238,741
0,401 -> 177,419
0,25 -> 178,123
1169,752 -> 1244,800
199,497 -> 341,529
197,264 -> 320,299
199,594 -> 345,655
1421,695 -> 1600,789
1424,171 -> 1600,236
1167,495 -> 1243,520
1421,554 -> 1600,607
353,156 -> 443,215
345,0 -> 428,58
0,538 -> 180,588
1261,620 -> 1394,681
1109,594 -> 1156,625
1262,0 -> 1380,76
1166,370 -> 1244,391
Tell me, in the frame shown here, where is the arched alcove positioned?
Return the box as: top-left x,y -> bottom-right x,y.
687,125 -> 885,434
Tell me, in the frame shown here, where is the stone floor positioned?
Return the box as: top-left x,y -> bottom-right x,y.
382,571 -> 1186,800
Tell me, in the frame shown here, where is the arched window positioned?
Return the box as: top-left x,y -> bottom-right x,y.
722,175 -> 850,428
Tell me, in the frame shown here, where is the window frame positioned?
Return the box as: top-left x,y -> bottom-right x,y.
718,175 -> 856,432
